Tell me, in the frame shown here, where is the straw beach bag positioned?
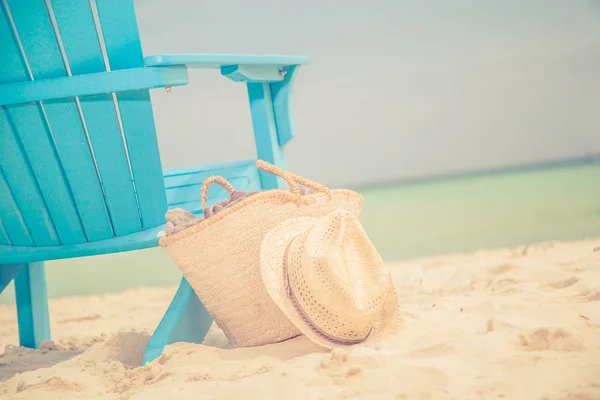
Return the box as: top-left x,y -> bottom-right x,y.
159,160 -> 364,347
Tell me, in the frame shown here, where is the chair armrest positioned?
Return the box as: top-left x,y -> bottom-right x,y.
144,53 -> 309,83
144,53 -> 309,69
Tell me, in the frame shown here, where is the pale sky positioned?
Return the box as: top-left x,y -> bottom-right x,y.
136,0 -> 600,187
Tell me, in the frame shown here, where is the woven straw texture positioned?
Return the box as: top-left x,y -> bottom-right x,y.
259,210 -> 400,349
159,162 -> 364,347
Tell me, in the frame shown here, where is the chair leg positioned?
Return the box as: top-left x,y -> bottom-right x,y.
247,65 -> 299,190
13,262 -> 51,349
143,277 -> 213,365
0,264 -> 24,294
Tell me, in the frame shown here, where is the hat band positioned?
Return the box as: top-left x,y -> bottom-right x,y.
283,239 -> 372,346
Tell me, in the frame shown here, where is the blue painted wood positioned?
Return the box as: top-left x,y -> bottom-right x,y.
7,102 -> 87,245
77,94 -> 144,237
55,0 -> 165,236
143,277 -> 213,365
47,0 -> 113,241
49,0 -> 124,239
0,264 -> 22,294
0,5 -> 59,247
247,83 -> 288,190
95,0 -> 169,230
110,91 -> 169,230
49,0 -> 105,75
220,65 -> 284,83
145,53 -> 309,69
32,96 -> 114,242
47,0 -> 118,240
5,0 -> 63,79
0,67 -> 188,107
271,66 -> 299,147
0,225 -> 164,265
7,0 -> 94,245
0,220 -> 10,246
95,0 -> 145,70
0,6 -> 26,85
0,111 -> 53,247
0,164 -> 35,247
6,0 -> 87,246
14,262 -> 51,348
164,159 -> 256,188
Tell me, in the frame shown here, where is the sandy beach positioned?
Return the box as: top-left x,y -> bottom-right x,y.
1,238 -> 599,400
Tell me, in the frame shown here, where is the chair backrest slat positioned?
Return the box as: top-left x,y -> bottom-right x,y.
50,0 -> 106,75
0,4 -> 62,247
9,0 -> 118,244
95,0 -> 144,70
45,0 -> 117,242
94,0 -> 169,230
5,102 -> 87,245
0,215 -> 10,245
8,0 -> 91,246
38,96 -> 115,242
0,110 -> 60,247
74,94 -> 144,236
0,166 -> 34,246
49,0 -> 143,237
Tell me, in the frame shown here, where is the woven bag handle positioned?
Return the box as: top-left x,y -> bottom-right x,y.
256,160 -> 332,199
201,161 -> 332,209
201,176 -> 236,209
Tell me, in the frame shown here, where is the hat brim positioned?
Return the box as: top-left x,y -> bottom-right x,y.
259,216 -> 401,349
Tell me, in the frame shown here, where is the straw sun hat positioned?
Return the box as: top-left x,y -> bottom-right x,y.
260,209 -> 400,348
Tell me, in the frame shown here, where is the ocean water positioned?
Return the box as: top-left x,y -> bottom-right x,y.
1,162 -> 599,305
360,161 -> 600,260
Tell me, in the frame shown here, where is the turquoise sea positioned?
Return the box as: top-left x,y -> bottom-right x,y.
1,161 -> 599,305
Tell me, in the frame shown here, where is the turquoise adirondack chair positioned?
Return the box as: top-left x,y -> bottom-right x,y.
0,0 -> 307,364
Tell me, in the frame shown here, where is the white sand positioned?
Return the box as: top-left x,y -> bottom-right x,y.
1,239 -> 599,400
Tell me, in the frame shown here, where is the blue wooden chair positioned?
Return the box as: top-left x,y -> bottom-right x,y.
0,0 -> 308,364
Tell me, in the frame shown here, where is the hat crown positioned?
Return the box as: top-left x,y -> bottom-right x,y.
287,210 -> 391,341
